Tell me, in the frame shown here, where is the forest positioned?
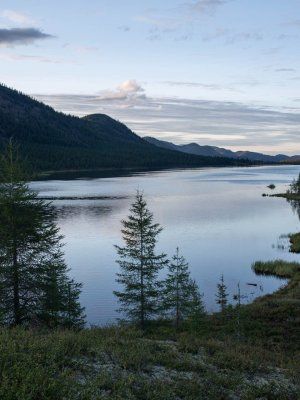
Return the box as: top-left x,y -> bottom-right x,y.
0,84 -> 252,173
0,142 -> 299,399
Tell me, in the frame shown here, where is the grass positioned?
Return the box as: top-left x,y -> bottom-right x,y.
0,260 -> 299,399
271,192 -> 300,201
290,232 -> 300,253
0,325 -> 298,400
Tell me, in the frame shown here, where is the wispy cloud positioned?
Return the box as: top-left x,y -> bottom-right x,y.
202,29 -> 263,43
0,27 -> 54,46
186,0 -> 230,16
162,80 -> 241,92
1,9 -> 36,26
34,91 -> 300,155
0,53 -> 76,64
118,25 -> 130,32
136,0 -> 231,40
275,68 -> 296,72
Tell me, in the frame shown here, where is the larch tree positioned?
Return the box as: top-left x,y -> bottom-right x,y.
163,248 -> 205,328
114,191 -> 168,329
0,141 -> 85,328
215,274 -> 228,312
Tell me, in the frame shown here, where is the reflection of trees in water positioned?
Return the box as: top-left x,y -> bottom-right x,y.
287,199 -> 300,222
51,200 -> 125,221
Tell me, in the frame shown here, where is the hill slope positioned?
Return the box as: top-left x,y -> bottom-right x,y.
144,136 -> 300,163
0,84 -> 250,172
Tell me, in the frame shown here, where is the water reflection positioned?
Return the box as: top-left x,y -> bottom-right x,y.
31,165 -> 300,325
287,198 -> 300,221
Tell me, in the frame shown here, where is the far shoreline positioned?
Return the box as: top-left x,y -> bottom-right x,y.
34,163 -> 296,181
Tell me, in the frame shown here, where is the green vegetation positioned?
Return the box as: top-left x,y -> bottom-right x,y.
0,258 -> 299,400
0,84 -> 250,172
215,273 -> 228,312
0,153 -> 299,399
0,142 -> 85,328
271,172 -> 300,200
247,260 -> 300,346
114,192 -> 168,329
267,183 -> 276,189
290,232 -> 300,253
162,248 -> 205,329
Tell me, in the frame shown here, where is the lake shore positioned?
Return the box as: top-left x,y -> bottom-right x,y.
2,258 -> 299,399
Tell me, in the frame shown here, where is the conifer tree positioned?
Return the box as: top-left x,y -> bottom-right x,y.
114,191 -> 168,328
0,141 -> 85,328
163,248 -> 205,328
215,274 -> 228,312
290,173 -> 300,195
186,279 -> 206,327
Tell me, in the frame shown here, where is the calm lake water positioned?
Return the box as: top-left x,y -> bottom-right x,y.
31,165 -> 300,325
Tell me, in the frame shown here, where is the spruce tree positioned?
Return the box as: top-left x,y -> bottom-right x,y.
163,248 -> 205,328
0,141 -> 85,328
186,279 -> 206,328
215,274 -> 228,312
114,191 -> 168,328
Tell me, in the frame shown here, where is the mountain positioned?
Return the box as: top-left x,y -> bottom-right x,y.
144,136 -> 300,163
0,84 -> 253,172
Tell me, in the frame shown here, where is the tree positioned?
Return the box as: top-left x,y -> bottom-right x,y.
215,274 -> 228,312
163,248 -> 205,328
114,191 -> 168,329
290,173 -> 300,195
186,279 -> 206,328
0,141 -> 85,328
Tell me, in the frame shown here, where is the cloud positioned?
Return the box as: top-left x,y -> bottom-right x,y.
162,80 -> 241,92
1,9 -> 35,25
275,68 -> 296,72
202,29 -> 263,43
118,25 -> 130,32
0,28 -> 54,46
136,0 -> 231,40
187,0 -> 230,15
34,93 -> 300,155
97,80 -> 145,101
0,53 -> 76,64
118,80 -> 144,93
284,19 -> 300,28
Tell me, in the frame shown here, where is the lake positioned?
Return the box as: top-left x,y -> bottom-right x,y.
30,165 -> 300,325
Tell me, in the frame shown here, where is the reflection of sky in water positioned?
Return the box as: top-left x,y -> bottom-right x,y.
30,165 -> 300,325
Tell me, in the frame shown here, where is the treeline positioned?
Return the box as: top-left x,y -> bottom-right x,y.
0,83 -> 252,172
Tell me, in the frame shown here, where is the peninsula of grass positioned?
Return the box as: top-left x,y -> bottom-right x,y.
271,192 -> 300,201
1,259 -> 299,400
289,233 -> 300,253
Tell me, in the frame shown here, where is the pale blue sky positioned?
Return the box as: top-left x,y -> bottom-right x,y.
1,0 -> 300,154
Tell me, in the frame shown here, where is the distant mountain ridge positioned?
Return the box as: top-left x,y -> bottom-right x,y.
0,84 -> 250,172
144,136 -> 300,163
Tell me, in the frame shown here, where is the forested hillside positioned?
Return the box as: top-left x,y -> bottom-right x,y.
0,84 -> 250,172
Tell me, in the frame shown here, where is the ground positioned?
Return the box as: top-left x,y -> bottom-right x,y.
0,259 -> 299,400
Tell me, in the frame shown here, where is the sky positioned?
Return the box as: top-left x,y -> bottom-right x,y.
0,0 -> 300,154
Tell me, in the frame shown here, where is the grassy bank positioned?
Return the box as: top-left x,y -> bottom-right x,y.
1,259 -> 299,400
290,233 -> 300,253
271,193 -> 300,201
